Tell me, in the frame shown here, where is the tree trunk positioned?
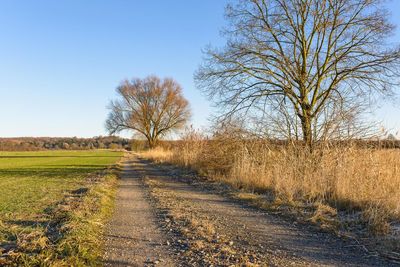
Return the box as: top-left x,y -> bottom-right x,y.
300,114 -> 313,151
147,137 -> 158,149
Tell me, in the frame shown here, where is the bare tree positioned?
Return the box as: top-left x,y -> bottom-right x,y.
106,76 -> 191,148
195,0 -> 400,149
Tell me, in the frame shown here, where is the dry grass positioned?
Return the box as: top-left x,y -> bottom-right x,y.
140,147 -> 173,162
140,136 -> 400,239
0,170 -> 119,266
0,151 -> 122,266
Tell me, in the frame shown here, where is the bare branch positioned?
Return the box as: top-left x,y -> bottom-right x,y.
106,76 -> 191,148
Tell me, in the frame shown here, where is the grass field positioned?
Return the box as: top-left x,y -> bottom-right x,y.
0,150 -> 123,266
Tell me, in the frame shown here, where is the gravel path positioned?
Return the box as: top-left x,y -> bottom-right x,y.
103,157 -> 175,267
104,154 -> 398,266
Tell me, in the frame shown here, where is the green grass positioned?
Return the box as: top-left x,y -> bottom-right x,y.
0,150 -> 123,266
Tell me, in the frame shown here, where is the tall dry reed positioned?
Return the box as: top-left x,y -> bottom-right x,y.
140,132 -> 400,235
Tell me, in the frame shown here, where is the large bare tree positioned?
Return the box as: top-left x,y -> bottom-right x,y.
195,0 -> 400,148
106,76 -> 191,148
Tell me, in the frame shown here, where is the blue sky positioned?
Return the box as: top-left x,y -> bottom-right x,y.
0,0 -> 399,138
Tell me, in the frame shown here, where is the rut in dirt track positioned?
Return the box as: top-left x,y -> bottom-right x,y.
104,155 -> 397,266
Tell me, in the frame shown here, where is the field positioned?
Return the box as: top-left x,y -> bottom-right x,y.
0,150 -> 123,266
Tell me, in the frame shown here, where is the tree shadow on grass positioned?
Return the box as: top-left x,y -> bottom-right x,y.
0,155 -> 120,159
0,167 -> 107,178
0,185 -> 91,252
5,219 -> 49,229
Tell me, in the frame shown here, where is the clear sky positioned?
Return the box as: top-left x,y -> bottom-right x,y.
0,0 -> 399,138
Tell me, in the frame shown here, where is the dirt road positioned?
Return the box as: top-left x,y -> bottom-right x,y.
104,155 -> 397,266
103,157 -> 176,266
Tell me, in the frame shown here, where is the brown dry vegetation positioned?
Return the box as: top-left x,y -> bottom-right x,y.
140,131 -> 400,253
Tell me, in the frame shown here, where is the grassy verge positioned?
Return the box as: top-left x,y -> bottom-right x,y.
0,150 -> 123,266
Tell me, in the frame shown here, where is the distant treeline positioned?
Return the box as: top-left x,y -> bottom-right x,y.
0,136 -> 398,152
0,136 -> 130,151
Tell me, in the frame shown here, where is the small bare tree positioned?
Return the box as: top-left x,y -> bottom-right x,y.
196,0 -> 400,149
106,76 -> 191,148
